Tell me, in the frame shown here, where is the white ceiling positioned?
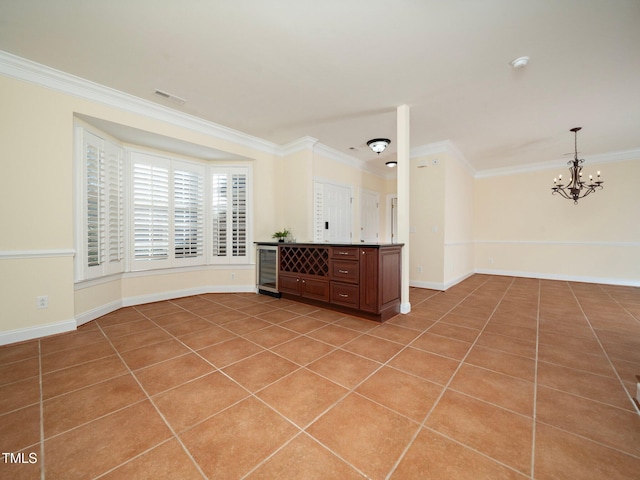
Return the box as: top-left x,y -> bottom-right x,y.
1,0 -> 639,173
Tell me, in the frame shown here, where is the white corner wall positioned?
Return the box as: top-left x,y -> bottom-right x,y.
444,152 -> 475,288
409,154 -> 445,289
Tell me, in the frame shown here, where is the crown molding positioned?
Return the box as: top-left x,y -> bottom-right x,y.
313,142 -> 389,178
280,136 -> 319,156
410,140 -> 476,176
0,50 -> 281,156
475,148 -> 640,179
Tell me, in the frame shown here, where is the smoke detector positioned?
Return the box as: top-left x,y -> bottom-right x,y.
510,56 -> 530,70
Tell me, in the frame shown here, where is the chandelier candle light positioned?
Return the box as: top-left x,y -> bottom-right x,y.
551,127 -> 603,204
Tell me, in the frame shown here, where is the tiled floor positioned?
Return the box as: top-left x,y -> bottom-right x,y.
2,274 -> 640,479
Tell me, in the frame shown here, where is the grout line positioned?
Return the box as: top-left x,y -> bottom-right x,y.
386,274 -> 515,479
16,282 -> 640,478
38,339 -> 45,480
92,320 -> 209,480
568,283 -> 640,415
530,277 -> 541,479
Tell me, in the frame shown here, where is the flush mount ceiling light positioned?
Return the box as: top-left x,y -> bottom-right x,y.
385,161 -> 397,168
367,138 -> 390,154
551,127 -> 604,204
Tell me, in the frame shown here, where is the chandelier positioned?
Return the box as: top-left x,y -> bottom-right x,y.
551,127 -> 603,204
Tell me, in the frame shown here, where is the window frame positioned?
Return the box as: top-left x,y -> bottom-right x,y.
74,126 -> 125,281
75,125 -> 253,283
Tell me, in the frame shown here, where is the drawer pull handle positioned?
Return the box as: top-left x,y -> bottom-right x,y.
339,293 -> 349,298
338,269 -> 349,274
338,252 -> 349,255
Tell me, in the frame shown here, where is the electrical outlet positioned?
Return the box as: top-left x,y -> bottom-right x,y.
417,266 -> 423,273
489,257 -> 495,264
37,295 -> 48,309
231,272 -> 235,280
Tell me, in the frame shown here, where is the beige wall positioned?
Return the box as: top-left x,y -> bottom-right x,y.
275,149 -> 314,242
444,152 -> 475,287
474,158 -> 640,284
409,153 -> 445,288
0,74 -> 279,343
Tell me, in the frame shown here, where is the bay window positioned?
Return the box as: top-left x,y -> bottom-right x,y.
75,126 -> 252,282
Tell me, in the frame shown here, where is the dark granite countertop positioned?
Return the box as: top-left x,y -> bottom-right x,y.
255,241 -> 403,248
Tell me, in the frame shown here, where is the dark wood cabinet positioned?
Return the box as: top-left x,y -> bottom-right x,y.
272,242 -> 402,322
278,245 -> 330,302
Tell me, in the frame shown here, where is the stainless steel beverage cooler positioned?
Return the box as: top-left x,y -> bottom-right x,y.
256,244 -> 280,297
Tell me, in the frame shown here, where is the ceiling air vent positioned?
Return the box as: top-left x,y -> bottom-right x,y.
153,89 -> 186,106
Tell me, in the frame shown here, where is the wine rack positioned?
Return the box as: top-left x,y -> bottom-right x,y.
279,246 -> 329,277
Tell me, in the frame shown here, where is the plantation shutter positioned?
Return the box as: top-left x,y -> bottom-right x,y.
81,130 -> 124,279
173,163 -> 204,265
211,172 -> 228,258
104,140 -> 124,275
131,153 -> 171,270
211,167 -> 250,264
85,134 -> 103,269
231,171 -> 247,259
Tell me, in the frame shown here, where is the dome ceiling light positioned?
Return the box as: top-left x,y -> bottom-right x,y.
367,138 -> 390,154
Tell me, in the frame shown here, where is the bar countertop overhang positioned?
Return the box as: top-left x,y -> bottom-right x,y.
254,241 -> 403,247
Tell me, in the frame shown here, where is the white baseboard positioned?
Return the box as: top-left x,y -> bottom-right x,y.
1,284 -> 257,346
76,299 -> 123,327
444,271 -> 475,290
410,280 -> 445,291
474,268 -> 640,287
121,284 -> 255,308
400,302 -> 412,314
0,319 -> 76,346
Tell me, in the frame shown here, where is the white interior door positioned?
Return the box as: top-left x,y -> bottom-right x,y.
314,181 -> 352,242
360,189 -> 379,243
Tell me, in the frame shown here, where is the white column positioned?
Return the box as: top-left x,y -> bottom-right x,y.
397,105 -> 411,314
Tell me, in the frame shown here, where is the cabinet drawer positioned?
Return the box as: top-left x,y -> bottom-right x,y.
330,247 -> 359,259
330,282 -> 360,308
330,260 -> 359,283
